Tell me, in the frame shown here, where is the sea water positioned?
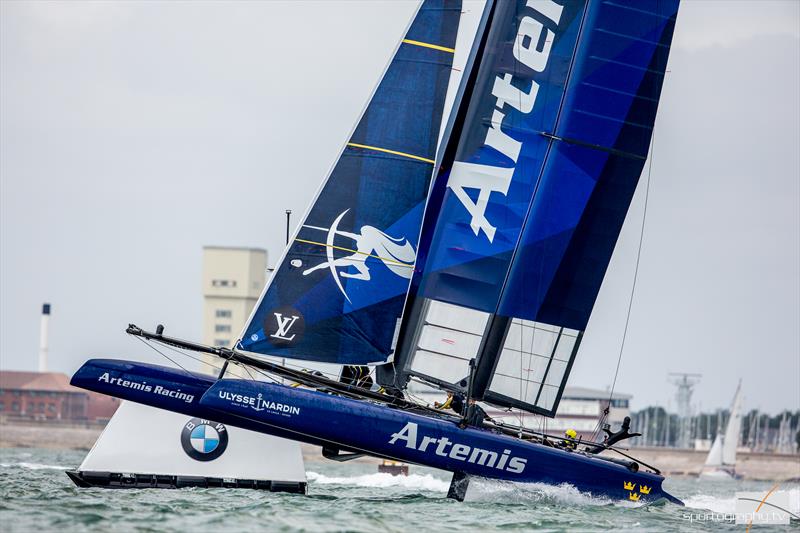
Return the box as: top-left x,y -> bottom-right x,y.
1,448 -> 797,532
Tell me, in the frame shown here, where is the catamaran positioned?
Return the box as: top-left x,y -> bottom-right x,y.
71,0 -> 682,503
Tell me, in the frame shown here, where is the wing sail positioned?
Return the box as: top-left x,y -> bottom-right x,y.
392,0 -> 680,416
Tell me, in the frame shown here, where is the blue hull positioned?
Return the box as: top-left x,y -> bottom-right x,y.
72,359 -> 682,504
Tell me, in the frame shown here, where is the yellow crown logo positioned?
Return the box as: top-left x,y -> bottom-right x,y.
629,492 -> 641,501
623,481 -> 635,491
639,485 -> 651,495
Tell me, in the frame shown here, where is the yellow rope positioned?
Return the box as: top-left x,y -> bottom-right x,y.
402,38 -> 455,54
294,238 -> 414,269
346,142 -> 435,165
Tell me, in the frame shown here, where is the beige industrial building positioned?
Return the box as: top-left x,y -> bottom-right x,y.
201,246 -> 268,373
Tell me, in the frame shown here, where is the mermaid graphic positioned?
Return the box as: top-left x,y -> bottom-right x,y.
301,210 -> 415,302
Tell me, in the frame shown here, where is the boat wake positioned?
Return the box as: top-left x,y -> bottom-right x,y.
307,471 -> 648,508
307,471 -> 450,492
464,478 -> 638,507
0,461 -> 71,471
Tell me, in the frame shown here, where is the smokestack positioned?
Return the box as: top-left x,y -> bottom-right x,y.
39,303 -> 50,373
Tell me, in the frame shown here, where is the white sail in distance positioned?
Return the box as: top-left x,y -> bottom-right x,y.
721,382 -> 743,466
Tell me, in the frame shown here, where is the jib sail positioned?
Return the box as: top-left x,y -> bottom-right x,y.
238,0 -> 463,364
392,0 -> 679,416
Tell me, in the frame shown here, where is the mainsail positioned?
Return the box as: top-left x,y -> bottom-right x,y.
390,0 -> 679,416
239,0 -> 463,364
721,382 -> 743,466
703,382 -> 743,473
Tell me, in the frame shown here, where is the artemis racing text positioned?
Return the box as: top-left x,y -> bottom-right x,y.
389,422 -> 527,474
97,372 -> 194,403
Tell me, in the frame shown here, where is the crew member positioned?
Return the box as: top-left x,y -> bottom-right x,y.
562,428 -> 578,451
340,365 -> 373,389
464,398 -> 488,427
435,391 -> 465,415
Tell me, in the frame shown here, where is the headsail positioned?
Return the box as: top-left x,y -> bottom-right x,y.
703,382 -> 742,471
390,0 -> 679,416
704,435 -> 723,467
239,0 -> 463,364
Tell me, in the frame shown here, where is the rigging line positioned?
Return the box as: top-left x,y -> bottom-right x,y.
152,338 -> 223,374
521,318 -> 538,424
294,238 -> 414,268
150,338 -> 269,383
406,377 -> 456,410
346,142 -> 435,165
594,128 -> 658,440
148,337 -> 270,384
245,362 -> 284,385
238,361 -> 264,384
406,390 -> 434,409
135,336 -> 194,377
151,339 -> 264,383
225,357 -> 284,386
265,357 -> 341,381
153,338 -> 224,369
519,321 -> 524,432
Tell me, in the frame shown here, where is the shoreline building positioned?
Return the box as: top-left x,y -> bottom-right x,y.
0,303 -> 120,425
548,387 -> 631,437
409,382 -> 631,442
201,246 -> 268,373
0,371 -> 119,424
486,386 -> 631,440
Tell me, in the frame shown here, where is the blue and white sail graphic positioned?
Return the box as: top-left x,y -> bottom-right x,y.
394,0 -> 679,415
240,0 -> 462,364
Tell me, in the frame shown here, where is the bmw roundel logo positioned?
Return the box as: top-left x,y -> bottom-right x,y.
181,418 -> 228,461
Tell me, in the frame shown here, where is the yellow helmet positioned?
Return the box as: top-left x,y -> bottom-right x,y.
565,429 -> 577,439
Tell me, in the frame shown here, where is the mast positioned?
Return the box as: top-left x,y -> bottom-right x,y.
378,0 -> 498,390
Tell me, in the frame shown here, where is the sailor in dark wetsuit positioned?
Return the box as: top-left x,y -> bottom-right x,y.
437,392 -> 488,427
463,399 -> 488,427
339,365 -> 374,389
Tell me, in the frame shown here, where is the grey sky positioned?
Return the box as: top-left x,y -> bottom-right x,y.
1,1 -> 798,414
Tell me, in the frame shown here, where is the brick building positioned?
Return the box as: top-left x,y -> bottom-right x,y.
0,370 -> 119,423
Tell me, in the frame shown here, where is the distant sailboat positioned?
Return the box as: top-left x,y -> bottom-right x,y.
701,382 -> 743,479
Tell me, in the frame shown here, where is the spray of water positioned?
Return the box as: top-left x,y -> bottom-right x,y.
1,462 -> 71,470
307,471 -> 450,492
